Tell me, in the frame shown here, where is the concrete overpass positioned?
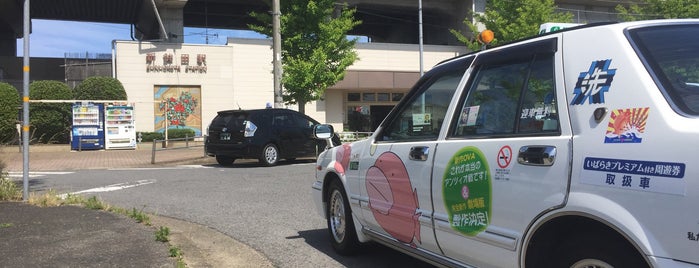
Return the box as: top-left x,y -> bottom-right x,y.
0,0 -> 477,57
0,0 -> 622,56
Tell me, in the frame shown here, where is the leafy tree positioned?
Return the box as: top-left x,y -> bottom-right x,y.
616,0 -> 699,21
29,81 -> 73,144
249,0 -> 361,114
451,0 -> 573,51
74,76 -> 127,100
0,83 -> 20,143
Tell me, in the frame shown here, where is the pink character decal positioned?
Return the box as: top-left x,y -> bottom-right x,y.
365,152 -> 421,246
334,143 -> 352,174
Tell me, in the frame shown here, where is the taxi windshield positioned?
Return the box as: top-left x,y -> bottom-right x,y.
628,23 -> 699,116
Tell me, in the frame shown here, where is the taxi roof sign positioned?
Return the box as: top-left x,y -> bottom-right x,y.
539,23 -> 581,34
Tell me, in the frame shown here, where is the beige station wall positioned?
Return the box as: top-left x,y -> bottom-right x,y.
114,39 -> 466,134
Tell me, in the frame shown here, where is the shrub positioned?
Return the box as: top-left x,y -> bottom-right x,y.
74,77 -> 127,101
0,82 -> 20,144
29,81 -> 73,144
166,128 -> 196,139
137,132 -> 164,142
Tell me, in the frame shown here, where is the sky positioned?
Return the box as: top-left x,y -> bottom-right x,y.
16,19 -> 267,58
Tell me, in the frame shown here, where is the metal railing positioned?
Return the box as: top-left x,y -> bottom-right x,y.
151,135 -> 206,164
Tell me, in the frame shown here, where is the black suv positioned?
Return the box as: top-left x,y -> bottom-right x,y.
205,108 -> 339,166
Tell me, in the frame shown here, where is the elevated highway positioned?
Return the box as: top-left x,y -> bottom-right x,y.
0,0 -> 621,56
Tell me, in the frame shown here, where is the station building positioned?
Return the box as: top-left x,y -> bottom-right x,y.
113,39 -> 467,136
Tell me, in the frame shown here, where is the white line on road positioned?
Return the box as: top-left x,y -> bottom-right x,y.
108,165 -> 213,171
6,171 -> 74,178
59,179 -> 156,198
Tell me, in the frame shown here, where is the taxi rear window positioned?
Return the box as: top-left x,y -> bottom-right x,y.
627,24 -> 699,116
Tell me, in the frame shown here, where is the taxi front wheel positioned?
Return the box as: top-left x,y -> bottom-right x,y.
327,180 -> 360,255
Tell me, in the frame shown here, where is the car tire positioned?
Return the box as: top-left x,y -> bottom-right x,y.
259,143 -> 279,166
216,155 -> 235,166
550,232 -> 648,268
327,179 -> 360,255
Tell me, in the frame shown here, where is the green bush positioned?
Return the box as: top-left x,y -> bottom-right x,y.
137,132 -> 164,142
166,128 -> 196,139
29,81 -> 73,144
0,82 -> 20,144
74,77 -> 127,101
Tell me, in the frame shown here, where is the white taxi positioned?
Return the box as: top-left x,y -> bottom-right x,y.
312,19 -> 699,268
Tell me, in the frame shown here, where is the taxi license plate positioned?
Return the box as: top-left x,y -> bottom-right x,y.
220,133 -> 231,140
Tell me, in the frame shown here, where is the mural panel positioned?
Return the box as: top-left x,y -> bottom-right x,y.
154,86 -> 202,136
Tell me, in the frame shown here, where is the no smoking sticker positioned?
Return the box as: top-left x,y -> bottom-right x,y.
495,145 -> 512,181
497,146 -> 512,168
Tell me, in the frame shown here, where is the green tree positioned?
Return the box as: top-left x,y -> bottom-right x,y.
0,83 -> 20,143
74,76 -> 127,100
451,0 -> 573,51
29,81 -> 73,144
249,0 -> 361,114
616,0 -> 699,21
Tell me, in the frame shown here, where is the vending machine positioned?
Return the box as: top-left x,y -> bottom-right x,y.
104,105 -> 136,149
71,103 -> 105,150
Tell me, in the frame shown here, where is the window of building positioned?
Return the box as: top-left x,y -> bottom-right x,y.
347,93 -> 360,102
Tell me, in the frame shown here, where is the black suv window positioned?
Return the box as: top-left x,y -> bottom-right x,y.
211,111 -> 248,131
451,38 -> 559,137
273,113 -> 295,128
627,24 -> 699,116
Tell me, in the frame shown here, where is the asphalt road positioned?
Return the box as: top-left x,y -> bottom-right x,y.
26,160 -> 435,268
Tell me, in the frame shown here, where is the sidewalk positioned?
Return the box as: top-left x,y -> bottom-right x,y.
0,142 -> 214,172
0,143 -> 274,268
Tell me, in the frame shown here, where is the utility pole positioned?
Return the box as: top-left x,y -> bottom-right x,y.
272,0 -> 283,108
22,0 -> 30,201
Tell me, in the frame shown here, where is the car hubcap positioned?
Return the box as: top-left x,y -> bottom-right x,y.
265,146 -> 277,163
570,259 -> 614,268
329,190 -> 346,243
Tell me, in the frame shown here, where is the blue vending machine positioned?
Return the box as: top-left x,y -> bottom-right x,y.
71,103 -> 105,150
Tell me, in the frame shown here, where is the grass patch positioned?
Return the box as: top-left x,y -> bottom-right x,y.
83,196 -> 106,210
0,177 -> 22,201
169,246 -> 183,257
128,207 -> 151,226
1,223 -> 13,228
28,189 -> 64,207
155,226 -> 170,242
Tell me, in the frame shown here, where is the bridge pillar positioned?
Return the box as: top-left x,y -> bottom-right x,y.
158,0 -> 186,43
0,30 -> 18,56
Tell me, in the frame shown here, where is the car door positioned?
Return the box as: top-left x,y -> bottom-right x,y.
431,38 -> 573,267
272,111 -> 300,156
351,56 -> 473,254
290,113 -> 318,156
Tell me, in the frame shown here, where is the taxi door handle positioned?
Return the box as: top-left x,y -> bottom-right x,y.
409,146 -> 429,161
518,146 -> 556,166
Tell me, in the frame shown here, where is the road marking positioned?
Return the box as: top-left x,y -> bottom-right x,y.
6,171 -> 74,178
108,165 -> 214,171
60,179 -> 156,198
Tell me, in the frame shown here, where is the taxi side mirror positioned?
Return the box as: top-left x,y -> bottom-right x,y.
313,124 -> 334,139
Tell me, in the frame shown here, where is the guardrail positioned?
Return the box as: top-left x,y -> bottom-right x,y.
151,135 -> 206,164
338,132 -> 373,142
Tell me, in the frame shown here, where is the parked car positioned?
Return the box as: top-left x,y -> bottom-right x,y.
311,19 -> 699,268
205,108 -> 339,166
